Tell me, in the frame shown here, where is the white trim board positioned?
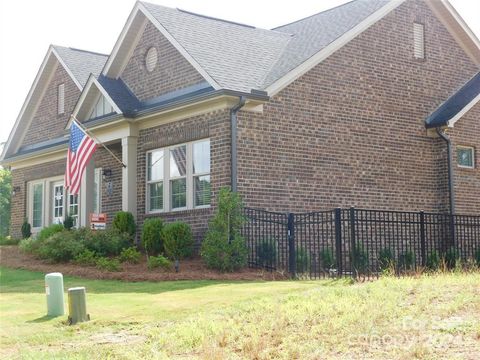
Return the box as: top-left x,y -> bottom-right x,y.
448,92 -> 480,128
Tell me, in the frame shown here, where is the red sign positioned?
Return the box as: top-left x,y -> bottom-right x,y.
90,213 -> 107,230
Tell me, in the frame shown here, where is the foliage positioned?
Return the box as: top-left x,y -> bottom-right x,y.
426,250 -> 441,271
444,247 -> 460,270
141,218 -> 164,256
295,247 -> 310,273
83,228 -> 131,257
0,236 -> 20,246
398,250 -> 416,271
63,215 -> 75,230
36,231 -> 85,263
95,257 -> 122,272
37,224 -> 65,242
475,248 -> 480,267
162,222 -> 194,260
119,247 -> 142,264
255,239 -> 277,267
112,211 -> 136,238
319,248 -> 335,270
0,168 -> 11,237
201,187 -> 247,272
21,219 -> 31,239
351,245 -> 369,274
147,255 -> 172,270
73,249 -> 99,266
378,248 -> 395,271
18,237 -> 39,254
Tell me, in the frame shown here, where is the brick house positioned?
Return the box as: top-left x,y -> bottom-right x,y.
1,0 -> 479,244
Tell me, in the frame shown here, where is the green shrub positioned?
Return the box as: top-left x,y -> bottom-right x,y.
398,250 -> 416,271
147,255 -> 172,270
256,239 -> 277,267
37,231 -> 85,263
74,249 -> 98,266
426,250 -> 441,271
0,236 -> 20,246
83,229 -> 131,257
444,248 -> 460,270
37,224 -> 65,242
21,219 -> 31,239
141,218 -> 164,256
201,188 -> 247,272
119,247 -> 141,264
319,248 -> 335,270
378,248 -> 395,271
162,222 -> 194,260
351,245 -> 369,274
295,247 -> 310,273
112,211 -> 136,238
63,215 -> 75,230
95,257 -> 121,272
19,237 -> 39,254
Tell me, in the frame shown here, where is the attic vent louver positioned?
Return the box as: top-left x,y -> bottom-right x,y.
58,84 -> 65,115
413,23 -> 425,59
145,47 -> 158,72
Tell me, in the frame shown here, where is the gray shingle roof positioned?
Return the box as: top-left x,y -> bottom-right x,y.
140,0 -> 391,92
53,46 -> 108,87
97,75 -> 141,116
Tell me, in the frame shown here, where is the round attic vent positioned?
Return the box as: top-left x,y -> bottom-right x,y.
145,47 -> 158,72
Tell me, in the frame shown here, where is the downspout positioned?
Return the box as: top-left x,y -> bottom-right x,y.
230,96 -> 246,193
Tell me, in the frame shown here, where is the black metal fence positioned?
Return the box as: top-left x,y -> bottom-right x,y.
242,207 -> 480,279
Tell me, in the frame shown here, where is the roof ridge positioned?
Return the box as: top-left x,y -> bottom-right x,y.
272,0 -> 360,30
52,44 -> 109,57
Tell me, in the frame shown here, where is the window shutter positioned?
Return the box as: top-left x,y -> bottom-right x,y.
413,23 -> 425,59
58,84 -> 65,114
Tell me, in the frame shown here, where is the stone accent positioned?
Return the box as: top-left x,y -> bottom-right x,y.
121,21 -> 205,102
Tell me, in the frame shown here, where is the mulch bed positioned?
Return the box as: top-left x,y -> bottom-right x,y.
0,246 -> 286,282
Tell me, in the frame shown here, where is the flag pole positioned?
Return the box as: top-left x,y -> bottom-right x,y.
69,115 -> 126,168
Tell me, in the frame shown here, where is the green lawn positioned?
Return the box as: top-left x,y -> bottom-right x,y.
1,267 -> 479,359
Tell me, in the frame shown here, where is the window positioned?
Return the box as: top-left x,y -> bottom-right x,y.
413,23 -> 425,59
457,146 -> 475,169
52,183 -> 64,224
69,193 -> 79,228
58,84 -> 65,114
32,183 -> 44,228
146,139 -> 210,213
93,168 -> 102,214
89,96 -> 114,119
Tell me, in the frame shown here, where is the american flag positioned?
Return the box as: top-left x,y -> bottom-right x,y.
65,121 -> 97,195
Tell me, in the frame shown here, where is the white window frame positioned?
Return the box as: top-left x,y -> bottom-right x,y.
146,138 -> 211,214
169,144 -> 188,211
457,145 -> 475,169
58,83 -> 65,115
52,181 -> 65,225
68,193 -> 79,228
192,140 -> 211,209
29,181 -> 45,231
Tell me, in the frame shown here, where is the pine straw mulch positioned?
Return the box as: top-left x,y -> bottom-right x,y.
0,246 -> 286,282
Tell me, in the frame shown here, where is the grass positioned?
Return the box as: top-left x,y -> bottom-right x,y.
1,267 -> 479,359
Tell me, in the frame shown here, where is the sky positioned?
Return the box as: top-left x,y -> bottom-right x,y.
0,0 -> 479,147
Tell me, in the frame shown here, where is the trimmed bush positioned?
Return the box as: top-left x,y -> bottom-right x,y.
351,245 -> 369,274
378,248 -> 395,271
74,249 -> 98,266
147,255 -> 172,270
19,237 -> 39,254
319,248 -> 335,270
426,250 -> 441,271
95,257 -> 121,272
444,248 -> 459,270
37,231 -> 85,263
256,239 -> 277,267
119,247 -> 141,264
112,211 -> 136,238
162,222 -> 194,260
83,229 -> 131,257
295,247 -> 310,273
398,250 -> 416,271
63,215 -> 75,230
142,218 -> 164,256
21,219 -> 31,239
37,224 -> 65,242
201,188 -> 247,272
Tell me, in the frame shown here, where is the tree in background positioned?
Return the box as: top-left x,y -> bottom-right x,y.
0,168 -> 12,237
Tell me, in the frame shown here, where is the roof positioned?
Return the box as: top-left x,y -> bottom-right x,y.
97,75 -> 141,115
140,0 -> 391,93
53,46 -> 108,87
425,72 -> 480,128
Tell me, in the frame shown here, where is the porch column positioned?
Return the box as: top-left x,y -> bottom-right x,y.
80,161 -> 94,227
122,136 -> 138,218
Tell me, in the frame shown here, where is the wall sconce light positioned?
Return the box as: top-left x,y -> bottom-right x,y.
12,186 -> 20,197
102,169 -> 112,180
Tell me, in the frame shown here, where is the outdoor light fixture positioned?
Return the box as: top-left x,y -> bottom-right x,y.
102,169 -> 112,179
12,186 -> 20,197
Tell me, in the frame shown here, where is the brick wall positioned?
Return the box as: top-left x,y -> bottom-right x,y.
22,65 -> 79,147
236,0 -> 479,215
121,21 -> 205,102
136,109 -> 231,246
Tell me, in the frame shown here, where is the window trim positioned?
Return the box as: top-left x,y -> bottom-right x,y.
146,138 -> 211,214
52,181 -> 64,224
457,145 -> 475,169
29,181 -> 45,230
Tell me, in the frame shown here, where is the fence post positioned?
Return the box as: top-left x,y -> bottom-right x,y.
350,207 -> 357,278
287,213 -> 296,278
335,208 -> 343,276
420,211 -> 426,267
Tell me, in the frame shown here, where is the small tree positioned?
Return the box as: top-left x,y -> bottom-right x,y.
201,187 -> 247,272
162,222 -> 194,260
112,211 -> 136,238
21,219 -> 31,239
0,168 -> 12,237
141,218 -> 164,257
